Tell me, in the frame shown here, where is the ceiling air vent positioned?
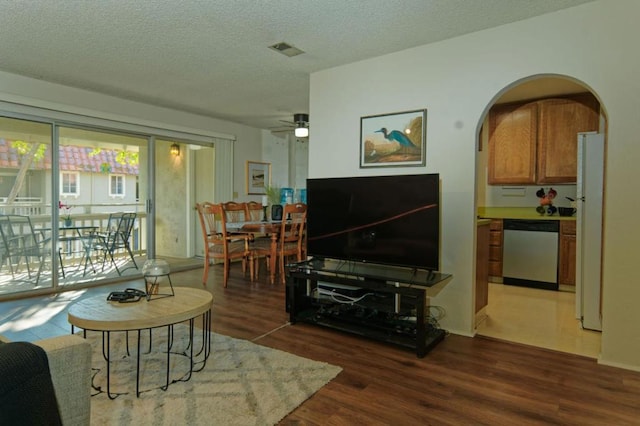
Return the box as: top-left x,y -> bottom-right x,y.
268,42 -> 305,57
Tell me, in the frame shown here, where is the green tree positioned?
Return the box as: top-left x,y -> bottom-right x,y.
6,140 -> 46,213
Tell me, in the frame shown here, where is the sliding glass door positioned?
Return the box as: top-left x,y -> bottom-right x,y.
0,112 -> 210,298
56,126 -> 148,287
0,116 -> 53,295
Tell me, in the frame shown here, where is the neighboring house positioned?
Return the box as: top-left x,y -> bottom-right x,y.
0,138 -> 138,215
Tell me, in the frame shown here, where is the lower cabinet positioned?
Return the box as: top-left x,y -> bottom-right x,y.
476,222 -> 490,313
559,221 -> 577,287
489,219 -> 503,278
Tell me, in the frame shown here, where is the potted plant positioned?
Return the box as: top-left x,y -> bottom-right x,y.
264,185 -> 281,206
263,185 -> 281,221
59,201 -> 73,227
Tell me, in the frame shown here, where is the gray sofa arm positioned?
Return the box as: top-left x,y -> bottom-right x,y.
35,335 -> 92,426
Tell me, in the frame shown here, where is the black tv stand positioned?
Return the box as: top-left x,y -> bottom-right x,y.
286,260 -> 451,358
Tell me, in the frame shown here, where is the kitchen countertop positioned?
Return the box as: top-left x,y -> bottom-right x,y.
478,207 -> 576,221
477,218 -> 492,226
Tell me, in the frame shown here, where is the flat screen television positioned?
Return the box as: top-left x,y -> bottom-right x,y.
306,173 -> 440,271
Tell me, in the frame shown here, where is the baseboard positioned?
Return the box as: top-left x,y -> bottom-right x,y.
598,357 -> 640,372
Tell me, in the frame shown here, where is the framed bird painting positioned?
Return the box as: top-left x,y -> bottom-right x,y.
360,109 -> 426,168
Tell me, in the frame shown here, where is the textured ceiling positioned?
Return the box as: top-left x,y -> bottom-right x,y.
0,0 -> 593,131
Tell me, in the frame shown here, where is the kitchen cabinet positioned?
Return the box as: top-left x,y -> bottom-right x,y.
559,220 -> 577,288
537,94 -> 600,183
488,219 -> 503,278
488,93 -> 599,185
476,221 -> 490,313
488,102 -> 537,184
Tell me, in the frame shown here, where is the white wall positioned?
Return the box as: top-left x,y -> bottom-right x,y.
309,0 -> 640,370
260,131 -> 290,192
260,131 -> 309,200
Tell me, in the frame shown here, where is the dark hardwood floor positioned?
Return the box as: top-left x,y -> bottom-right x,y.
2,263 -> 640,425
215,267 -> 640,426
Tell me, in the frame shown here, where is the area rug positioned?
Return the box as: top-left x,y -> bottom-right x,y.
86,325 -> 341,425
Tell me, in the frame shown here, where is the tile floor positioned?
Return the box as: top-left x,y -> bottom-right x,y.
476,282 -> 602,359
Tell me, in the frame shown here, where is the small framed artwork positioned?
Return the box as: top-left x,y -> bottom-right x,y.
360,109 -> 427,168
246,161 -> 271,195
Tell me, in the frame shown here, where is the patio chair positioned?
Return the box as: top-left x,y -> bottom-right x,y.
0,214 -> 49,284
93,212 -> 138,276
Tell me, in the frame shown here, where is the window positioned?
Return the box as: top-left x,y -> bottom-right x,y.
109,174 -> 125,197
60,172 -> 79,196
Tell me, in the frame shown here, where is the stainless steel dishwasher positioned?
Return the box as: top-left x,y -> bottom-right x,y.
502,219 -> 559,291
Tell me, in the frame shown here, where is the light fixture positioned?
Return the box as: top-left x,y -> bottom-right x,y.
170,143 -> 180,156
293,113 -> 309,138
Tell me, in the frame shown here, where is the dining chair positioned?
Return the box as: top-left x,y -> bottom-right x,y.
93,212 -> 138,276
0,214 -> 49,284
221,201 -> 247,224
277,203 -> 307,283
224,201 -> 274,281
244,201 -> 273,277
196,202 -> 251,287
244,201 -> 264,222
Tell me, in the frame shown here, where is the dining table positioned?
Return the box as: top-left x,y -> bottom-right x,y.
226,220 -> 284,284
39,225 -> 99,277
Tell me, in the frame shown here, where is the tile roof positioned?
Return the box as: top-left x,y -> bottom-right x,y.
0,138 -> 138,175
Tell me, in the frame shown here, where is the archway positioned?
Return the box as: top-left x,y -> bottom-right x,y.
474,74 -> 607,358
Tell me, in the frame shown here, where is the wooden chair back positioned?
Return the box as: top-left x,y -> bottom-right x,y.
221,201 -> 247,224
245,201 -> 263,222
196,202 -> 225,250
196,202 -> 249,287
277,203 -> 307,282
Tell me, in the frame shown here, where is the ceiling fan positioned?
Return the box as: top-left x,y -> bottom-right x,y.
269,113 -> 309,137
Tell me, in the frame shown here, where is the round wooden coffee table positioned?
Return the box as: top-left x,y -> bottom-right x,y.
68,287 -> 213,398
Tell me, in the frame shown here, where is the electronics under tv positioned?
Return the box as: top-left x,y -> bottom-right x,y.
306,173 -> 440,272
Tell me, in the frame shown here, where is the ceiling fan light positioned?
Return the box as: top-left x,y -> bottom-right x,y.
295,126 -> 309,137
293,113 -> 309,124
293,113 -> 309,137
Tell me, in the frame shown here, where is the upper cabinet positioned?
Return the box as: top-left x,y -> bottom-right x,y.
488,102 -> 538,184
537,94 -> 600,183
488,93 -> 599,185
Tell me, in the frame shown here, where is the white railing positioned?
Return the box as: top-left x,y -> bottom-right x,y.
0,202 -> 148,266
0,197 -> 45,215
0,212 -> 147,267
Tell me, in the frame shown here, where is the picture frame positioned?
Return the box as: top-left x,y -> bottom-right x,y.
360,109 -> 427,168
245,161 -> 271,195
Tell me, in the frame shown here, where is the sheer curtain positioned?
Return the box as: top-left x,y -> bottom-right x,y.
213,137 -> 234,202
